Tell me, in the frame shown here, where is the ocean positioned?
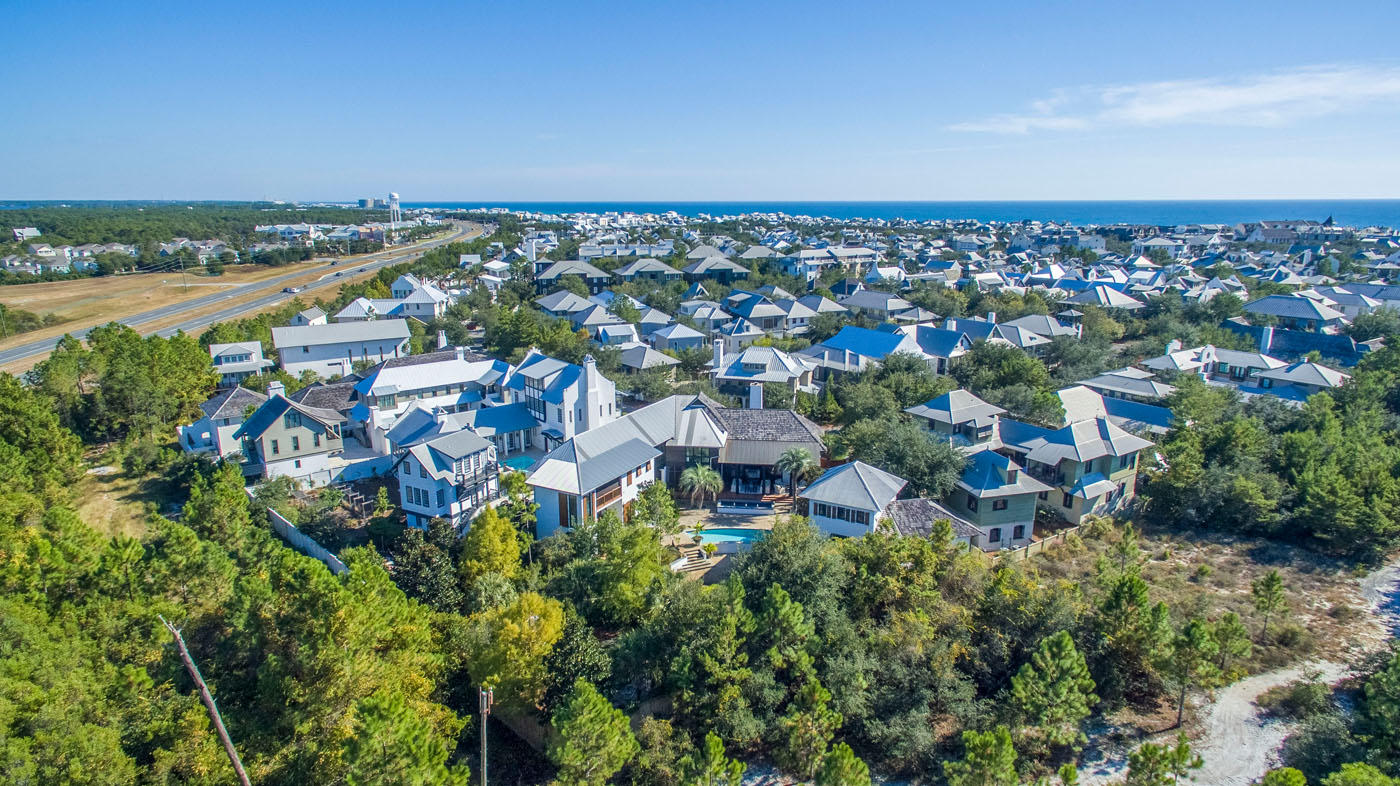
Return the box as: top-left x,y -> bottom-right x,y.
402,200 -> 1400,229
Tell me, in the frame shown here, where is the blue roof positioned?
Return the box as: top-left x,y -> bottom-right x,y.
821,325 -> 905,360
1102,397 -> 1173,430
467,402 -> 538,435
960,450 -> 1013,492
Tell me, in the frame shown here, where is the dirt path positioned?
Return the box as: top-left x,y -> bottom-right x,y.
1081,559 -> 1400,785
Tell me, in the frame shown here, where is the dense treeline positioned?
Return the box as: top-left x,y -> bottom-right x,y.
0,203 -> 389,249
1147,343 -> 1400,562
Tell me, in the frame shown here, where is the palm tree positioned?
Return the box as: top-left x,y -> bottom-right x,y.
679,464 -> 723,509
775,447 -> 818,498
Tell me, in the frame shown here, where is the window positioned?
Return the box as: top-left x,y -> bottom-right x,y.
1062,492 -> 1073,508
990,527 -> 1002,542
1119,453 -> 1134,469
993,499 -> 1008,511
966,494 -> 978,511
402,460 -> 411,476
294,460 -> 302,469
1012,525 -> 1025,540
313,433 -> 321,448
419,465 -> 427,479
1038,491 -> 1048,500
291,436 -> 300,451
303,346 -> 309,353
270,439 -> 279,455
436,488 -> 445,507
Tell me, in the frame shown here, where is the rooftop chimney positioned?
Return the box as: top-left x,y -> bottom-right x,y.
455,346 -> 465,361
267,380 -> 286,399
437,329 -> 448,349
986,311 -> 997,324
712,338 -> 724,369
749,382 -> 764,410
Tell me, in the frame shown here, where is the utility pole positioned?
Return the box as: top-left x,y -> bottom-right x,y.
478,686 -> 494,786
159,615 -> 252,786
178,252 -> 189,291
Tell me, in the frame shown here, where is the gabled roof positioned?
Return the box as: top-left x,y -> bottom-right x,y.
232,395 -> 343,441
897,325 -> 972,358
884,497 -> 982,540
1064,285 -> 1145,310
613,257 -> 681,277
682,257 -> 749,275
800,461 -> 907,513
651,322 -> 705,340
957,449 -> 1052,498
820,325 -> 910,360
618,343 -> 680,371
199,386 -> 267,420
536,289 -> 595,314
1257,361 -> 1350,388
904,389 -> 1004,427
272,319 -> 411,348
537,259 -> 609,280
1008,417 -> 1154,465
839,290 -> 911,312
715,346 -> 814,382
1243,294 -> 1345,321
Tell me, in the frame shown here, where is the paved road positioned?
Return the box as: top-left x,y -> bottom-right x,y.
0,223 -> 478,365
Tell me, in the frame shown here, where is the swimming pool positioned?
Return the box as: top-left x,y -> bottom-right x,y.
500,455 -> 537,471
692,527 -> 767,544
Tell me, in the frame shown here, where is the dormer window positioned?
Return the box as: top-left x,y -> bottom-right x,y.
1006,469 -> 1018,484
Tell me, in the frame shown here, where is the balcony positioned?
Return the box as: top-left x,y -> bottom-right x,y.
594,481 -> 623,509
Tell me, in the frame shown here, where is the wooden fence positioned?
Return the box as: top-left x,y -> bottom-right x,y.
990,525 -> 1081,564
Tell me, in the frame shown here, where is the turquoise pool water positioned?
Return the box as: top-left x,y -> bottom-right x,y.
501,456 -> 537,471
693,527 -> 767,544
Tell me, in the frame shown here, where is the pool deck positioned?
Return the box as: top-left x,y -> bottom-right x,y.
667,502 -> 791,583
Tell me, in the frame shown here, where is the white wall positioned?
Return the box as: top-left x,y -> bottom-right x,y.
279,339 -> 408,377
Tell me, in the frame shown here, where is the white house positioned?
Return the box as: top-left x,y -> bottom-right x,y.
392,429 -> 500,529
501,350 -> 619,450
799,461 -> 907,538
271,319 -> 412,378
209,341 -> 274,388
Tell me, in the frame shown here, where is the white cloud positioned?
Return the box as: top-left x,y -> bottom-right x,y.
948,64 -> 1400,134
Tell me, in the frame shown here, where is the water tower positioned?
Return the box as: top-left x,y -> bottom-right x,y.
388,192 -> 402,226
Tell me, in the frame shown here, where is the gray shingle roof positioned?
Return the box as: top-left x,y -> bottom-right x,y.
885,497 -> 981,540
800,460 -> 907,512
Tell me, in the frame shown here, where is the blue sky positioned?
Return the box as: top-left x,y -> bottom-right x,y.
4,0 -> 1400,201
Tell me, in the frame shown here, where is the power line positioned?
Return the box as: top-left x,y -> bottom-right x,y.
158,615 -> 252,786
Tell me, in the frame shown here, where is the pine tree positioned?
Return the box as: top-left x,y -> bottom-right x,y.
816,742 -> 871,786
1010,630 -> 1098,748
1253,570 -> 1288,642
1160,618 -> 1220,727
778,677 -> 843,781
759,583 -> 817,684
1125,733 -> 1202,786
943,726 -> 1019,786
681,731 -> 746,786
548,679 -> 640,786
343,690 -> 470,786
1211,612 -> 1253,676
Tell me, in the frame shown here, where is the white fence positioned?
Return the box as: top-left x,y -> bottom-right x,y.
267,508 -> 347,575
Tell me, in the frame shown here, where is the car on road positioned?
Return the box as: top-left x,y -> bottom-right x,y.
358,267 -> 367,272
282,286 -> 302,293
335,272 -> 343,277
329,261 -> 339,266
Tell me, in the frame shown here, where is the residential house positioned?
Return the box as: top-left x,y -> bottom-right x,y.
501,350 -> 619,449
536,289 -> 596,320
393,429 -> 500,529
1077,368 -> 1176,402
535,259 -> 612,294
838,289 -> 912,320
711,343 -> 818,399
528,394 -> 826,535
1243,295 -> 1347,334
997,416 -> 1154,525
349,346 -> 508,453
905,389 -> 1006,446
649,322 -> 707,352
1063,285 -> 1145,311
271,319 -> 411,378
682,257 -> 750,284
800,461 -> 905,538
941,449 -> 1050,549
208,342 -> 273,388
290,306 -> 327,326
1248,361 -> 1351,402
233,382 -> 346,487
613,258 -> 683,283
180,386 -> 267,459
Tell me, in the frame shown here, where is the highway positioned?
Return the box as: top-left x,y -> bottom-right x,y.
0,222 -> 478,366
